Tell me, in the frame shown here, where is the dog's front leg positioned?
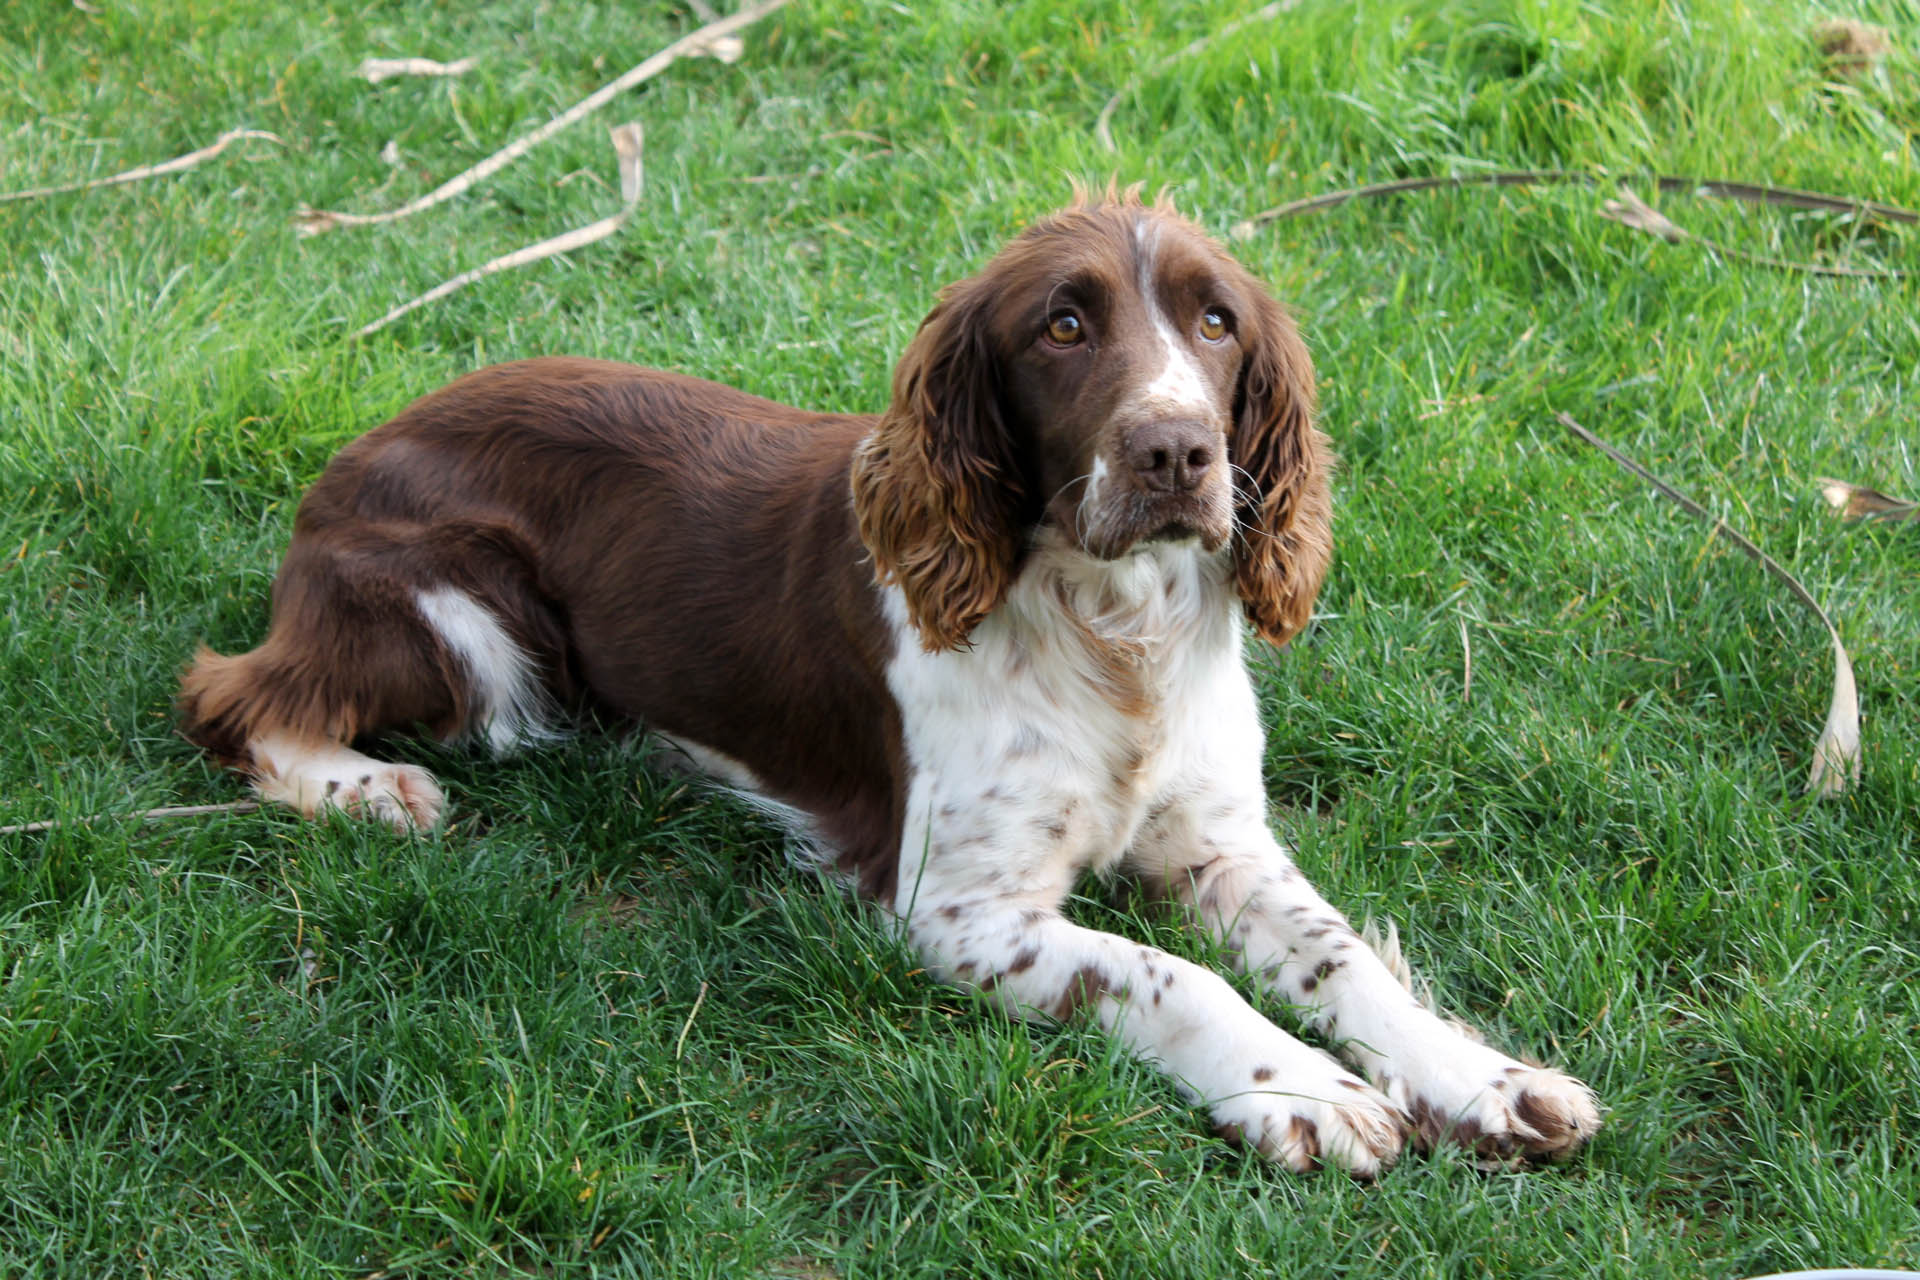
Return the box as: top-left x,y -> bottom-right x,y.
1132,806 -> 1602,1164
897,869 -> 1409,1175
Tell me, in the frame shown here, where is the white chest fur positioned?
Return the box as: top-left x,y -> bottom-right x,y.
886,535 -> 1265,911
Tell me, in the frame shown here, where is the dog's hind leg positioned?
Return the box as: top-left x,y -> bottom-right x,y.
179,519 -> 561,830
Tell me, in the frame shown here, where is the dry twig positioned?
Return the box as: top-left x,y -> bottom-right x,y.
1600,186 -> 1915,279
297,0 -> 787,235
351,123 -> 643,339
354,55 -> 477,83
0,128 -> 284,204
1558,412 -> 1860,797
0,801 -> 261,838
1232,169 -> 1919,240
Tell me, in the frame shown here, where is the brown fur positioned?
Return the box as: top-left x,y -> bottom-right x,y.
851,283 -> 1028,652
1228,288 -> 1335,647
179,195 -> 1332,905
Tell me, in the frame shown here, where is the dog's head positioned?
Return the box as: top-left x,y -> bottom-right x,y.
852,189 -> 1333,651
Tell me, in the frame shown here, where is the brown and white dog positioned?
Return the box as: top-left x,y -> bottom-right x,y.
179,191 -> 1600,1174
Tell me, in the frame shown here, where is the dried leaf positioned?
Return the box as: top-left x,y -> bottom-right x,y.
0,128 -> 283,203
693,35 -> 745,63
350,123 -> 643,340
1559,413 -> 1861,796
1815,477 -> 1919,521
1815,18 -> 1892,75
1807,635 -> 1862,797
1599,187 -> 1687,243
353,55 -> 477,84
299,0 -> 787,236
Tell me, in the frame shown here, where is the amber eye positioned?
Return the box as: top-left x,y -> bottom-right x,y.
1199,310 -> 1229,342
1045,310 -> 1084,347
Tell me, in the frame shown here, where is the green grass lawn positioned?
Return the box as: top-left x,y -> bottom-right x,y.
3,0 -> 1918,1275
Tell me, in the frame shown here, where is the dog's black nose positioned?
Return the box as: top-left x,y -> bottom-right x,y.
1127,420 -> 1216,494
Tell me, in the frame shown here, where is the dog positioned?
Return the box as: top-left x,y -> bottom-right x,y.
179,190 -> 1601,1174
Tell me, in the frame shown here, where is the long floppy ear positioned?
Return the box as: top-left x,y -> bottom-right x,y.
1230,291 -> 1335,647
851,285 -> 1027,651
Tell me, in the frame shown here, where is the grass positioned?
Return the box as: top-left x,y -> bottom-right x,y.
2,0 -> 1918,1274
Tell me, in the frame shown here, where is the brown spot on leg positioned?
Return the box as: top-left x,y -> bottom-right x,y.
1007,947 -> 1039,975
1286,1114 -> 1322,1170
1252,1065 -> 1275,1083
1051,965 -> 1119,1019
1407,1096 -> 1446,1150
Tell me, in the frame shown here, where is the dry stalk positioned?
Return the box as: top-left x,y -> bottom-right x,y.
351,123 -> 643,339
297,0 -> 787,235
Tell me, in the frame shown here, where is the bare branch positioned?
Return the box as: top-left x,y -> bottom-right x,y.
297,0 -> 787,235
1558,412 -> 1861,796
354,55 -> 477,83
351,123 -> 643,340
0,801 -> 261,837
0,128 -> 284,204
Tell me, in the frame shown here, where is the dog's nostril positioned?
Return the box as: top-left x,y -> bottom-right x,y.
1127,421 -> 1215,493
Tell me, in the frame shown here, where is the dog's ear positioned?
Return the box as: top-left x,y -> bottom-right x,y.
1229,291 -> 1334,647
853,284 -> 1026,651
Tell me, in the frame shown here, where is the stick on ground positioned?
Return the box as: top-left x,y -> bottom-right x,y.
1558,412 -> 1861,796
0,128 -> 284,204
0,801 -> 261,838
351,122 -> 644,339
297,0 -> 787,235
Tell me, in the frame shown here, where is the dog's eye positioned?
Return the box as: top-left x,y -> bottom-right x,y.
1199,310 -> 1230,342
1044,310 -> 1085,347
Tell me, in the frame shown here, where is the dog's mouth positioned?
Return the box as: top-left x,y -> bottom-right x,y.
1071,489 -> 1234,561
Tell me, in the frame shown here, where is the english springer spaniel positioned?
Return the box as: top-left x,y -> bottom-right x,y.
180,191 -> 1601,1174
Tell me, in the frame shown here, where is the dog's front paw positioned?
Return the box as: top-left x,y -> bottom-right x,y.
1212,1063 -> 1410,1177
1387,1049 -> 1602,1164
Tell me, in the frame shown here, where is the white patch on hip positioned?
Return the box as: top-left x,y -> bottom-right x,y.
414,586 -> 558,755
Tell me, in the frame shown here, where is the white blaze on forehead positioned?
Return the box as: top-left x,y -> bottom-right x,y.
1131,215 -> 1212,418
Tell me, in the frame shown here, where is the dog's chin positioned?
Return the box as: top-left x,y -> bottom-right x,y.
1073,500 -> 1233,561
